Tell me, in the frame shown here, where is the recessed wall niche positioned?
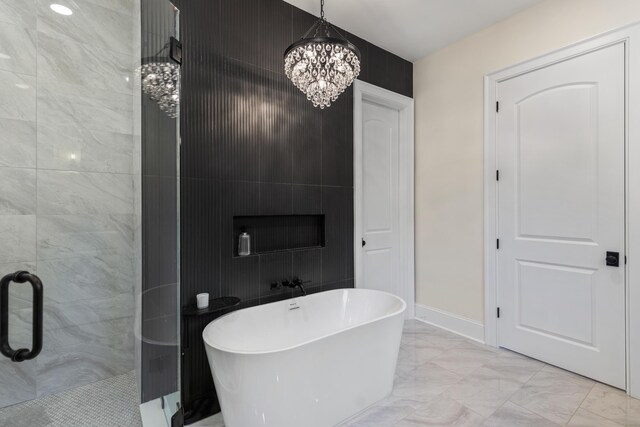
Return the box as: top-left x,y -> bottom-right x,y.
233,214 -> 325,256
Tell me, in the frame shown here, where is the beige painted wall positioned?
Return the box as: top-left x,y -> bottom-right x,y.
414,0 -> 640,322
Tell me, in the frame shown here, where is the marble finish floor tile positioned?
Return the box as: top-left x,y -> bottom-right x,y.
403,330 -> 467,352
397,343 -> 448,371
395,394 -> 485,427
392,362 -> 463,403
567,408 -> 623,427
482,401 -> 560,427
580,383 -> 640,426
430,343 -> 500,376
509,365 -> 595,425
482,349 -> 546,384
443,366 -> 524,417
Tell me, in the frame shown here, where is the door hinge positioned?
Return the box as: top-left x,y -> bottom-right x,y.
497,307 -> 501,318
625,255 -> 627,265
496,101 -> 499,113
496,239 -> 500,249
496,170 -> 500,181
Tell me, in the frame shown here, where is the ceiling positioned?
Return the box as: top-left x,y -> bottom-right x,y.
283,0 -> 544,61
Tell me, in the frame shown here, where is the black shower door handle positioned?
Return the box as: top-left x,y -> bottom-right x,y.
0,271 -> 43,362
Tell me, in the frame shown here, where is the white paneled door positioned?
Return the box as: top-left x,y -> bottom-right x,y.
361,100 -> 401,298
496,43 -> 626,388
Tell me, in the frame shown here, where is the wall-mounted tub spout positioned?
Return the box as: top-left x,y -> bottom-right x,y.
287,277 -> 309,296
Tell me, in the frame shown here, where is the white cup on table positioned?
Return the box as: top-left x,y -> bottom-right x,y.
197,293 -> 209,309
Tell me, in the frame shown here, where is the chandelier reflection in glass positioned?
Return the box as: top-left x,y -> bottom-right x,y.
139,39 -> 181,118
284,0 -> 361,109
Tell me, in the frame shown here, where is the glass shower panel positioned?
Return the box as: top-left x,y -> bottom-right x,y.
138,0 -> 182,424
0,0 -> 140,411
0,0 -> 181,424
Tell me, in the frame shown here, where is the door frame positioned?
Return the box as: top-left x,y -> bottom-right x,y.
354,79 -> 415,319
484,22 -> 640,397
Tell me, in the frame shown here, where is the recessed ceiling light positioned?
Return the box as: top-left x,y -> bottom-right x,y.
0,53 -> 10,60
50,4 -> 73,15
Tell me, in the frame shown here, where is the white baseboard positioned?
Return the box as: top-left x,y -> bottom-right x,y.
414,304 -> 485,343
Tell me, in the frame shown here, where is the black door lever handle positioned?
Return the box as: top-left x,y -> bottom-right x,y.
0,271 -> 43,362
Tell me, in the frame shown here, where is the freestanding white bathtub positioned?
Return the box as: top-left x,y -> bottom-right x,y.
202,288 -> 406,427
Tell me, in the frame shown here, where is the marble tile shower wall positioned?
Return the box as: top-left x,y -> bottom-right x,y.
0,0 -> 137,407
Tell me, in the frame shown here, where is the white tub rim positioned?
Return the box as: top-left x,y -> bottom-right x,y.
202,288 -> 406,356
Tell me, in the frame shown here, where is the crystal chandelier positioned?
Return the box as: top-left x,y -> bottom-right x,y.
284,0 -> 361,109
138,38 -> 181,119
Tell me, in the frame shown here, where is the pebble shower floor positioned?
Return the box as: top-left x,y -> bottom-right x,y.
0,371 -> 141,427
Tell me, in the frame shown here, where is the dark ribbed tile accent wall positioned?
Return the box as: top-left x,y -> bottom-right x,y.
178,0 -> 412,422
